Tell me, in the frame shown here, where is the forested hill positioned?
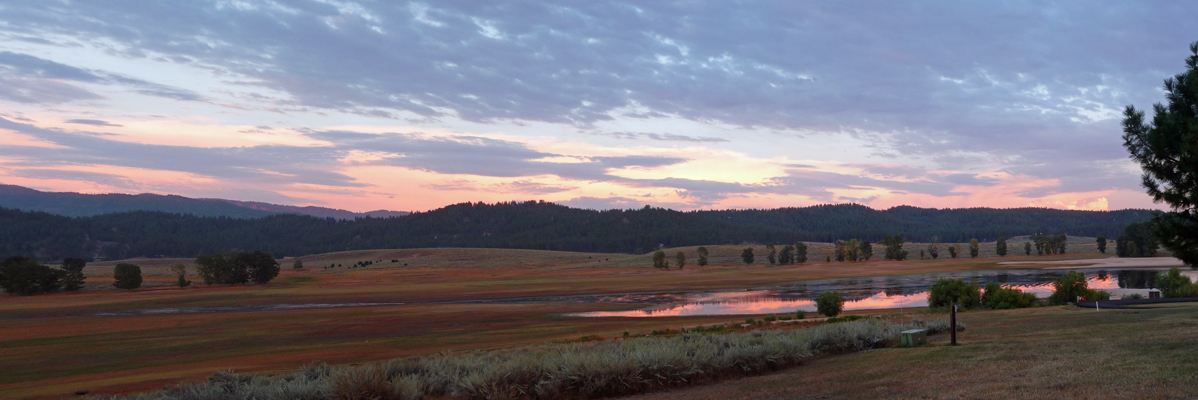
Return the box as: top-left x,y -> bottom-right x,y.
0,202 -> 1154,261
0,184 -> 409,219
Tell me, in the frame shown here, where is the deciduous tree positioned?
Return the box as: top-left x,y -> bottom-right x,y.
696,246 -> 709,266
113,263 -> 142,290
741,247 -> 755,264
996,237 -> 1008,257
815,291 -> 845,317
652,250 -> 667,268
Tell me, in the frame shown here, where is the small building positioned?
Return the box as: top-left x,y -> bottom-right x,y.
1149,288 -> 1162,299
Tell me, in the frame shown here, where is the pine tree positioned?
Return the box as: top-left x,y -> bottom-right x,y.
794,242 -> 808,263
996,237 -> 1008,257
1122,42 -> 1198,268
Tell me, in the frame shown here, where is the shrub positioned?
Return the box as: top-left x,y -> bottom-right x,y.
1048,271 -> 1089,305
825,315 -> 868,323
741,247 -> 755,264
795,310 -> 806,319
169,264 -> 190,287
928,278 -> 982,309
981,282 -> 1037,309
113,263 -> 143,290
1085,290 -> 1111,301
816,290 -> 846,317
1124,293 -> 1145,300
696,246 -> 709,266
293,260 -> 304,270
0,256 -> 64,295
763,315 -> 777,322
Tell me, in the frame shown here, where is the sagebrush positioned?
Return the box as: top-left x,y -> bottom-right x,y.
103,319 -> 959,400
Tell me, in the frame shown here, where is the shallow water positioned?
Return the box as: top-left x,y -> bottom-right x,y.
569,268 -> 1198,317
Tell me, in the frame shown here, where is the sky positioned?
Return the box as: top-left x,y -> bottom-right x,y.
0,1 -> 1191,213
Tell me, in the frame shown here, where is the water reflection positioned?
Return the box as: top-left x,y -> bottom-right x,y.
572,268 -> 1198,317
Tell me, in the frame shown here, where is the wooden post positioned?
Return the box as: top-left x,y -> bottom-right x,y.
950,304 -> 958,345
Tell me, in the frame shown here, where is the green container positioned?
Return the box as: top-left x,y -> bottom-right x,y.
901,329 -> 927,347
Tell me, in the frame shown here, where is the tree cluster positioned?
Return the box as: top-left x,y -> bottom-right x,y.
195,251 -> 280,285
0,256 -> 66,295
1116,221 -> 1159,258
1032,234 -> 1068,255
882,235 -> 908,261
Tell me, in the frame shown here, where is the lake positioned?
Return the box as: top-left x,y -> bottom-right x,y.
571,268 -> 1198,317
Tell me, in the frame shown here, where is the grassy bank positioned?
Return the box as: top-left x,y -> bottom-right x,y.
630,303 -> 1198,400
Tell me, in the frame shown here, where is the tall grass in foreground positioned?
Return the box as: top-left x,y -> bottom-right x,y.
105,319 -> 958,400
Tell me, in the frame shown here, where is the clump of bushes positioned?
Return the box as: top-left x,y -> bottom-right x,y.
103,318 -> 960,400
927,278 -> 981,309
981,282 -> 1037,309
1047,271 -> 1110,304
1157,267 -> 1198,298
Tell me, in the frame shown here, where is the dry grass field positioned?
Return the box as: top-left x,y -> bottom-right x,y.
0,245 -> 1151,399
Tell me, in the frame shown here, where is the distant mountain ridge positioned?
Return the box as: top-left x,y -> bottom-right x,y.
221,200 -> 409,220
0,184 -> 409,219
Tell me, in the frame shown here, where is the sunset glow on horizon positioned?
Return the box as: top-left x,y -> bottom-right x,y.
0,2 -> 1189,212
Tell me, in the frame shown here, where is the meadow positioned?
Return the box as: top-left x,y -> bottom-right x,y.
0,241 -> 1140,398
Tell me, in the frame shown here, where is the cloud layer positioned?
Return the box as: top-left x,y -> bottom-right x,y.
0,1 -> 1190,211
